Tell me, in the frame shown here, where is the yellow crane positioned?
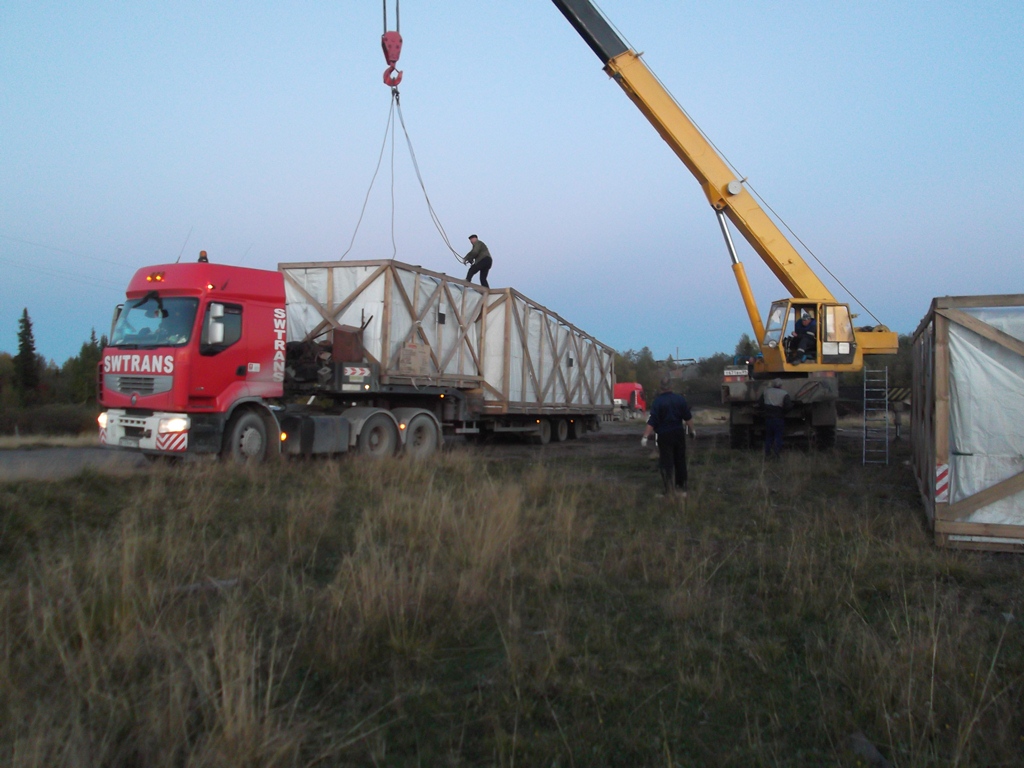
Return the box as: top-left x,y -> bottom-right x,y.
553,0 -> 898,447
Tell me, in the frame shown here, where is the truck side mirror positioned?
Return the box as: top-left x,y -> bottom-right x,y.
206,303 -> 225,345
207,319 -> 225,346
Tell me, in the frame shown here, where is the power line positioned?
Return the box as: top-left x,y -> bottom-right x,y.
0,232 -> 135,268
0,254 -> 125,290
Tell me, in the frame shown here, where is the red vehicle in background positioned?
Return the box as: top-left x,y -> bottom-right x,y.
613,382 -> 646,418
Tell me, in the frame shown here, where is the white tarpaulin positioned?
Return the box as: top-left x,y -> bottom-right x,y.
948,307 -> 1024,523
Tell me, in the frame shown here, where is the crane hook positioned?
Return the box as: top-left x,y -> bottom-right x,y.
381,30 -> 403,86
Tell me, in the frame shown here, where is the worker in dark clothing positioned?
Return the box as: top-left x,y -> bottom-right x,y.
641,375 -> 695,497
761,378 -> 791,458
788,312 -> 817,363
464,235 -> 492,288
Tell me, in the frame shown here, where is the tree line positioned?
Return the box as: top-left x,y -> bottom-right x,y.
0,308 -> 105,410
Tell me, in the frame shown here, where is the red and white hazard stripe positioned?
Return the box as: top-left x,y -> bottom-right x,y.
935,464 -> 949,503
343,366 -> 371,377
156,433 -> 188,452
99,428 -> 107,445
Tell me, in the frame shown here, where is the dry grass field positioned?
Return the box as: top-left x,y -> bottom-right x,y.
1,426 -> 1021,766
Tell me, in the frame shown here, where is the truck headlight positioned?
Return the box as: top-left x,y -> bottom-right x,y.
158,416 -> 190,434
97,412 -> 108,429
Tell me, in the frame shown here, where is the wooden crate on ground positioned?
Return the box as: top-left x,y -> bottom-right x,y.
911,295 -> 1024,550
278,259 -> 614,416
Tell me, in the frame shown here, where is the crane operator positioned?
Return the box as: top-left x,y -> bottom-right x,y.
788,312 -> 817,364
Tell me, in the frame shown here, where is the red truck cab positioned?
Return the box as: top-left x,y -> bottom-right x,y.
98,262 -> 286,457
613,382 -> 646,416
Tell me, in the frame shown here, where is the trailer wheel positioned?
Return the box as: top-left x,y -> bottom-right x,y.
552,418 -> 569,442
568,418 -> 585,440
223,410 -> 268,463
404,415 -> 439,460
532,419 -> 552,445
358,413 -> 399,458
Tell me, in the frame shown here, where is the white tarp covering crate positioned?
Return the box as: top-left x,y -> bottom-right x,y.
278,260 -> 614,415
912,295 -> 1024,550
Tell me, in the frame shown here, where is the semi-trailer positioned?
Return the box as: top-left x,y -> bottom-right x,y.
97,258 -> 614,461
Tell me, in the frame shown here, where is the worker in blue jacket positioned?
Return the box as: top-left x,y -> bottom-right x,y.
788,312 -> 817,363
641,374 -> 695,497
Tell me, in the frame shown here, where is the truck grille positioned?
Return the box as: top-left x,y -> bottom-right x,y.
118,376 -> 155,394
105,374 -> 173,396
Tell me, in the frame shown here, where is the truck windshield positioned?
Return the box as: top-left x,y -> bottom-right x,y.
762,301 -> 789,347
109,295 -> 199,348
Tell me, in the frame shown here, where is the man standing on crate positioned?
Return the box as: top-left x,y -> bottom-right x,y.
464,235 -> 493,288
641,374 -> 695,498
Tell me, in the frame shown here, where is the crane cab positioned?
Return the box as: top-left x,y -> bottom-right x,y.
756,300 -> 859,374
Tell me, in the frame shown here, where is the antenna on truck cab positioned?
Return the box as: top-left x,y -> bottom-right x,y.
174,226 -> 194,264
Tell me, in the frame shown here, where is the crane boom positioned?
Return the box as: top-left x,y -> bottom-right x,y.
552,0 -> 897,373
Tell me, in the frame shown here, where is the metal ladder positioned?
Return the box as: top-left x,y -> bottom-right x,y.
862,366 -> 890,465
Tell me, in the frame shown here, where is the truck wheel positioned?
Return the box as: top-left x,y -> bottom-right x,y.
553,418 -> 569,442
404,415 -> 438,460
814,425 -> 836,450
568,418 -> 585,440
532,419 -> 552,445
358,413 -> 399,458
223,411 -> 268,463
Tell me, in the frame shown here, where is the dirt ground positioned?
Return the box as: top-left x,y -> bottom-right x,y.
0,406 -> 877,483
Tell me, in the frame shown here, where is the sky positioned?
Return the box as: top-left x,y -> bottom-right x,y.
2,1 -> 1022,366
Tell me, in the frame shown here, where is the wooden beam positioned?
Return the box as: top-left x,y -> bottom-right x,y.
566,333 -> 584,403
281,270 -> 338,341
436,283 -> 483,375
935,519 -> 1024,541
938,308 -> 1024,359
933,294 -> 1024,310
936,470 -> 1024,521
478,289 -> 489,384
934,314 -> 949,475
541,322 -> 571,404
502,289 -> 512,403
386,277 -> 442,371
318,262 -> 390,337
381,264 -> 393,371
511,299 -> 542,405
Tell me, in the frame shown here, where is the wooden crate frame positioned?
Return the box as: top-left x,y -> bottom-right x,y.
911,294 -> 1024,550
278,259 -> 615,416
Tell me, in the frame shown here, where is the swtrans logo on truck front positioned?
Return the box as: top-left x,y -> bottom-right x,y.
273,308 -> 286,382
104,353 -> 175,374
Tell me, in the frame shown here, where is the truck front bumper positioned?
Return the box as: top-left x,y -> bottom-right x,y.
99,409 -> 191,454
